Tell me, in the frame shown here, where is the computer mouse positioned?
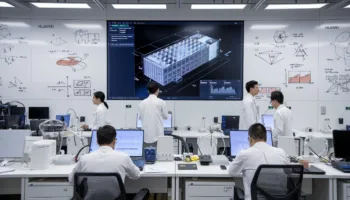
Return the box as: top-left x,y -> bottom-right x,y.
174,157 -> 182,161
139,166 -> 143,171
220,165 -> 227,170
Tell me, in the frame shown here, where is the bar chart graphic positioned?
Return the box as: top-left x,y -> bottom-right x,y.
288,71 -> 312,84
210,82 -> 236,95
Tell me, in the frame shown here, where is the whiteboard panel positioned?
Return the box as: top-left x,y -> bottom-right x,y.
0,20 -> 106,100
318,21 -> 350,101
244,21 -> 319,101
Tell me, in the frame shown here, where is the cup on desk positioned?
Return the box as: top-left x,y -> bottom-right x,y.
299,159 -> 309,169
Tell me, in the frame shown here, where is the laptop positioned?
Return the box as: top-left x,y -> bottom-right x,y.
56,115 -> 70,128
262,114 -> 274,130
137,113 -> 173,134
229,130 -> 273,158
89,129 -> 145,170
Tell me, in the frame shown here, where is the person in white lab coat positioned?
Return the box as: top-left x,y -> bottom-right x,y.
228,123 -> 289,200
138,82 -> 168,147
82,91 -> 110,130
69,125 -> 140,183
241,80 -> 259,130
270,91 -> 293,145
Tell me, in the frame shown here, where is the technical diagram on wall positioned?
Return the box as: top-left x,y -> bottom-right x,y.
331,31 -> 350,67
0,25 -> 11,40
288,71 -> 312,84
0,56 -> 27,65
325,74 -> 350,95
51,37 -> 67,46
74,30 -> 100,44
73,79 -> 91,96
47,76 -> 71,97
256,50 -> 284,65
273,31 -> 288,43
8,77 -> 27,92
56,53 -> 88,72
255,87 -> 281,100
1,45 -> 14,54
294,44 -> 308,61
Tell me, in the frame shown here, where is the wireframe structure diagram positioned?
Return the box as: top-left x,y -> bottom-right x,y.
288,71 -> 312,84
51,37 -> 67,46
325,74 -> 350,94
1,45 -> 14,53
47,76 -> 71,97
0,25 -> 11,40
256,50 -> 284,65
273,31 -> 287,43
74,30 -> 100,44
73,80 -> 91,96
331,31 -> 350,67
56,54 -> 88,72
0,55 -> 27,65
143,33 -> 220,86
8,77 -> 27,92
294,44 -> 308,60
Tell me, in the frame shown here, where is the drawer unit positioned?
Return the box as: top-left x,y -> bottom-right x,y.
185,179 -> 234,200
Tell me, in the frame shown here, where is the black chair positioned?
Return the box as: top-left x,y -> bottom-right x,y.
251,164 -> 304,200
72,172 -> 150,200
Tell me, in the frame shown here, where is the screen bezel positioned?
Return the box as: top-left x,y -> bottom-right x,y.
106,20 -> 244,101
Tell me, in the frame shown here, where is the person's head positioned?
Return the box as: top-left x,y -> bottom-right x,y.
97,125 -> 116,149
270,91 -> 284,109
245,80 -> 259,96
248,123 -> 267,147
147,82 -> 160,96
93,91 -> 109,109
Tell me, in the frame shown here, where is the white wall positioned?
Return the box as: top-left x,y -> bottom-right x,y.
1,5 -> 350,131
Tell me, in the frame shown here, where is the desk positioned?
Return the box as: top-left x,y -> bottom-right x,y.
0,161 -> 176,200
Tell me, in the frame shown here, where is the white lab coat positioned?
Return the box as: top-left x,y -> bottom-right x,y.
89,103 -> 110,130
241,93 -> 259,130
273,104 -> 293,143
68,146 -> 140,183
138,94 -> 168,143
228,142 -> 289,200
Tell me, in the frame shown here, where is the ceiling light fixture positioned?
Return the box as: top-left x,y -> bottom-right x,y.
112,4 -> 167,9
265,3 -> 328,10
191,4 -> 247,9
0,1 -> 14,7
31,2 -> 91,9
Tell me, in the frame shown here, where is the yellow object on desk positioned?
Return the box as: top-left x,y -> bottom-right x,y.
191,155 -> 199,161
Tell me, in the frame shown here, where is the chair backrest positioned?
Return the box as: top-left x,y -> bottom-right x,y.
73,172 -> 126,200
251,164 -> 304,200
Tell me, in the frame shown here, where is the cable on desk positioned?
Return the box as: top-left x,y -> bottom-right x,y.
309,147 -> 328,164
75,145 -> 90,162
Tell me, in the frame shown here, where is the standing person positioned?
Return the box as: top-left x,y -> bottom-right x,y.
138,82 -> 168,147
241,80 -> 259,130
228,123 -> 289,200
82,91 -> 110,130
270,91 -> 293,145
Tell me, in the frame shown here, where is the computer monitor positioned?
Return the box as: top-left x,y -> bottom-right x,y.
29,107 -> 49,119
56,115 -> 70,127
221,115 -> 239,130
89,129 -> 144,157
229,130 -> 273,157
333,130 -> 350,160
262,114 -> 274,130
0,130 -> 31,159
346,125 -> 350,131
136,113 -> 172,128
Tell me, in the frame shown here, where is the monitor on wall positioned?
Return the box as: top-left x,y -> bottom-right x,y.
107,21 -> 244,100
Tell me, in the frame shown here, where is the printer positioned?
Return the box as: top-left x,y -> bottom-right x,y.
30,140 -> 56,170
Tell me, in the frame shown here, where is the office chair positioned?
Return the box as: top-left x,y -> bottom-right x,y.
251,164 -> 304,200
72,173 -> 150,200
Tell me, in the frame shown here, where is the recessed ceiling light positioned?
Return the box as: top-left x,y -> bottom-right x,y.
112,4 -> 166,9
0,1 -> 14,7
191,4 -> 246,9
265,3 -> 327,10
31,2 -> 91,9
345,4 -> 350,8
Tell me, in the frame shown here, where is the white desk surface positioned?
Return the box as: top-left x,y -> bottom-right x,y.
175,161 -> 236,178
0,163 -> 30,178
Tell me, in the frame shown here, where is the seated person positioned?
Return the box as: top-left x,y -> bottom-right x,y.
69,125 -> 140,183
228,123 -> 289,200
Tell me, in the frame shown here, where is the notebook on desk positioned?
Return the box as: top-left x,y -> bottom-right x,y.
292,165 -> 326,175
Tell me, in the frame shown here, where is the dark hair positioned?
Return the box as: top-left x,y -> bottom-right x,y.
97,125 -> 116,146
94,91 -> 109,109
270,91 -> 284,104
147,82 -> 159,94
248,123 -> 267,141
245,80 -> 258,93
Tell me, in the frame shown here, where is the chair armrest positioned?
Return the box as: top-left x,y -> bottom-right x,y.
234,187 -> 245,200
133,188 -> 150,200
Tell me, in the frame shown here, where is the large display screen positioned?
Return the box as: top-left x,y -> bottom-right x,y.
107,21 -> 244,100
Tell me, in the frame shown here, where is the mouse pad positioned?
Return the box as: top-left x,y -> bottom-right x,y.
178,163 -> 198,170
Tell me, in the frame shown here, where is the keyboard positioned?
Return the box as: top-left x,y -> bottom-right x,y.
331,160 -> 350,173
133,160 -> 145,171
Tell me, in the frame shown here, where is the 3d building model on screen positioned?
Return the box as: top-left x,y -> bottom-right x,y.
143,33 -> 220,86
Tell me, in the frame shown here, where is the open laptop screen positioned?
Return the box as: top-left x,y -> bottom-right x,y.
262,114 -> 274,130
136,113 -> 172,128
229,130 -> 273,157
89,129 -> 144,157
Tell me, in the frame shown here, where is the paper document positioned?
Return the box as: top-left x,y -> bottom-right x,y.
0,167 -> 15,174
144,167 -> 167,173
